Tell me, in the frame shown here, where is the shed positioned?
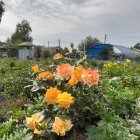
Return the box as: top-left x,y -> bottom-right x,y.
17,42 -> 34,59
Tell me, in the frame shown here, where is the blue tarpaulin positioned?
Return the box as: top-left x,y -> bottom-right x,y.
86,44 -> 136,59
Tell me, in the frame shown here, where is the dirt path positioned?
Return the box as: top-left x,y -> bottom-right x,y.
0,92 -> 12,122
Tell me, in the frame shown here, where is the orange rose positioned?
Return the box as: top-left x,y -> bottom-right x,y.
32,65 -> 39,72
56,64 -> 74,80
73,65 -> 85,81
81,69 -> 99,87
68,77 -> 78,86
38,71 -> 53,80
68,65 -> 85,86
45,87 -> 61,105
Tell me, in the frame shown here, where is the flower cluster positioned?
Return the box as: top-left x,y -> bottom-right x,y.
103,61 -> 124,76
57,64 -> 100,87
26,87 -> 74,136
103,61 -> 119,68
45,87 -> 74,109
27,63 -> 100,138
26,112 -> 72,136
32,63 -> 100,86
32,65 -> 53,80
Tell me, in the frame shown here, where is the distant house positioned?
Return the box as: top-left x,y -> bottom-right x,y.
45,46 -> 62,54
17,42 -> 34,59
0,44 -> 7,57
0,42 -> 16,58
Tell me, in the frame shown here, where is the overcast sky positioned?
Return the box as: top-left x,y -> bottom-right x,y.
0,0 -> 140,48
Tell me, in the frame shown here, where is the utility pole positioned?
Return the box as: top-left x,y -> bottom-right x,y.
48,41 -> 49,47
58,39 -> 60,47
104,34 -> 107,44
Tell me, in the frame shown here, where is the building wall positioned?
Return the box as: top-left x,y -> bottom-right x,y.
45,46 -> 62,54
18,48 -> 34,59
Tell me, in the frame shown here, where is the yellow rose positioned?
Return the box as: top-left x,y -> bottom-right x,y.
26,112 -> 47,135
57,92 -> 74,109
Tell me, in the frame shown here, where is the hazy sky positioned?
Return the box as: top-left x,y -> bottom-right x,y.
0,0 -> 140,48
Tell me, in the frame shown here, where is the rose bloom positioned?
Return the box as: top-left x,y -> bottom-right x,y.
73,65 -> 85,80
68,77 -> 78,86
32,65 -> 39,72
81,69 -> 100,87
38,71 -> 53,80
68,65 -> 85,86
53,53 -> 63,60
51,117 -> 73,136
45,87 -> 61,105
57,92 -> 74,109
26,112 -> 47,135
56,64 -> 74,80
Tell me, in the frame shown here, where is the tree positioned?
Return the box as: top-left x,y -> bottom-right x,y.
133,43 -> 140,50
78,36 -> 101,52
6,37 -> 11,44
10,20 -> 33,44
0,0 -> 5,23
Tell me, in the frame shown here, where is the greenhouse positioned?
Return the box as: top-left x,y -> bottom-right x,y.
86,44 -> 137,59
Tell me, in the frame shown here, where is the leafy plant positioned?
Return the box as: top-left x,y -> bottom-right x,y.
0,118 -> 15,137
1,128 -> 28,140
86,114 -> 132,140
127,97 -> 140,139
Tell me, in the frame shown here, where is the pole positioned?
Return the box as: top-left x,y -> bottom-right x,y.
43,43 -> 45,60
58,39 -> 60,47
48,41 -> 49,47
104,34 -> 107,44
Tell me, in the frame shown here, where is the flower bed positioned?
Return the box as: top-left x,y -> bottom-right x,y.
0,58 -> 140,140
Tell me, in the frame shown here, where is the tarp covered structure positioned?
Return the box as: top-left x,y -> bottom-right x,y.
86,44 -> 136,59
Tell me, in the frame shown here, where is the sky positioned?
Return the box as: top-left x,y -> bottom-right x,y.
0,0 -> 140,48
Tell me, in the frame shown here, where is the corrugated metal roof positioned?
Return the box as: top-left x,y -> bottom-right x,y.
17,42 -> 34,47
113,45 -> 136,58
